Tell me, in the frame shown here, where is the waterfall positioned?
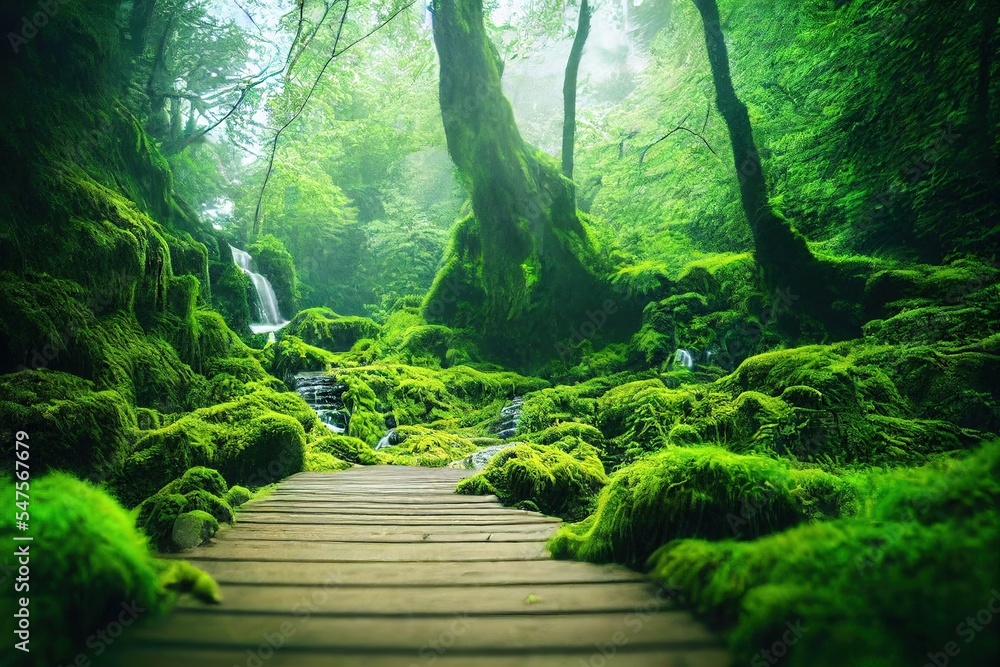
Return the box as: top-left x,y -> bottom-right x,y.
229,245 -> 289,334
674,348 -> 695,370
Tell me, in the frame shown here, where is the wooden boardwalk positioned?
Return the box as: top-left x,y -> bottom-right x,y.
110,467 -> 728,666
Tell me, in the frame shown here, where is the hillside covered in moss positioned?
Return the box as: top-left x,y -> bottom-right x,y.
0,0 -> 997,665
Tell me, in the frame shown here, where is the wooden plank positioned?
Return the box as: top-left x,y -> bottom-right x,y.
175,582 -> 672,615
238,507 -> 546,517
108,647 -> 731,667
171,540 -> 550,562
127,611 -> 721,651
219,522 -> 557,536
267,493 -> 499,504
244,502 -> 511,512
213,529 -> 555,543
234,514 -> 559,526
177,560 -> 645,586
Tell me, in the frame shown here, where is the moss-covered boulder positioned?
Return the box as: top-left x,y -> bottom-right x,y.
649,441 -> 1000,666
225,485 -> 252,507
457,442 -> 608,520
377,425 -> 478,467
284,307 -> 381,353
550,446 -> 805,567
118,387 -> 308,506
0,369 -> 136,480
171,510 -> 220,551
0,473 -> 209,666
312,434 -> 379,465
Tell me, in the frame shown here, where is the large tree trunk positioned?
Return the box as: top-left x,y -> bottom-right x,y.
562,0 -> 591,179
427,0 -> 633,368
691,0 -> 852,334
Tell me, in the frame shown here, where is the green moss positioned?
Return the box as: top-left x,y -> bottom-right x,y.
183,489 -> 235,525
0,474 -> 176,666
283,307 -> 381,353
648,441 -> 1000,666
249,233 -> 299,315
530,421 -> 607,449
377,425 -> 478,467
136,491 -> 190,551
158,560 -> 222,604
172,510 -> 220,550
0,369 -> 136,480
271,335 -> 340,382
312,434 -> 379,465
168,466 -> 228,497
304,449 -> 353,472
117,386 -> 308,506
457,442 -> 608,520
550,446 -> 804,567
225,485 -> 252,507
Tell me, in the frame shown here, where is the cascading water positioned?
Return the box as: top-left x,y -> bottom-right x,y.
293,372 -> 350,434
229,245 -> 289,334
495,396 -> 523,439
674,348 -> 695,370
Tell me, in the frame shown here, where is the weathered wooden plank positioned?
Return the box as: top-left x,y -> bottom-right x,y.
214,528 -> 555,543
238,506 -> 546,517
243,502 -> 512,512
170,539 -> 550,562
220,522 -> 557,536
267,493 -> 498,504
175,582 -> 672,615
175,560 -> 645,586
127,611 -> 720,651
234,514 -> 559,526
107,647 -> 731,667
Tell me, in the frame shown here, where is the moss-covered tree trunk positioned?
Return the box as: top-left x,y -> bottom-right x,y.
427,0 -> 630,367
691,0 -> 853,335
562,0 -> 591,179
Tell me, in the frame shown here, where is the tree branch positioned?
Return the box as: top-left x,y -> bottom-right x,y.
639,112 -> 717,165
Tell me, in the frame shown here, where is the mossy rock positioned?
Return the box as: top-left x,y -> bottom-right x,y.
457,443 -> 608,521
118,387 -> 308,506
284,307 -> 381,353
378,425 -> 478,467
648,442 -> 1000,666
312,434 -> 379,465
182,489 -> 235,524
168,466 -> 228,497
225,485 -> 252,507
171,510 -> 220,551
0,369 -> 136,481
136,492 -> 190,552
0,474 -> 173,666
550,446 -> 804,567
530,421 -> 607,449
304,450 -> 353,472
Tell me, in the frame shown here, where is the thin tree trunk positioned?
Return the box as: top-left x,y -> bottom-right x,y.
562,0 -> 591,179
691,0 -> 846,332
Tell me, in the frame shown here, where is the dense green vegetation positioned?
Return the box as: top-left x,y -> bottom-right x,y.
0,0 -> 996,665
